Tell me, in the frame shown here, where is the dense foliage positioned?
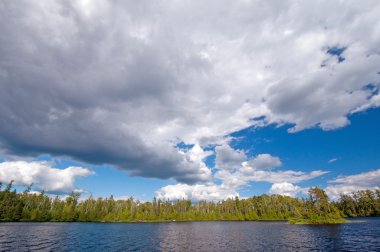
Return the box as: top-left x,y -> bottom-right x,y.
335,189 -> 380,217
0,181 -> 376,223
288,187 -> 344,224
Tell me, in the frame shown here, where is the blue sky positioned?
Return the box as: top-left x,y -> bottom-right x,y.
0,1 -> 379,201
234,108 -> 380,197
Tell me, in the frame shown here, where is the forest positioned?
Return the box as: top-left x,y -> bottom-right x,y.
0,181 -> 379,223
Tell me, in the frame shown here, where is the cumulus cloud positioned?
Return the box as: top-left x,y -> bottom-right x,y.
325,169 -> 380,200
269,182 -> 301,197
156,144 -> 327,200
156,183 -> 238,201
246,154 -> 282,170
0,161 -> 94,193
0,1 -> 379,184
215,145 -> 247,171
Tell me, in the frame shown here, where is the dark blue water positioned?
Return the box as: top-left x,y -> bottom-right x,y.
0,218 -> 379,251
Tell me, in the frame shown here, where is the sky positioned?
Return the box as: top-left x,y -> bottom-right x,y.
0,0 -> 379,201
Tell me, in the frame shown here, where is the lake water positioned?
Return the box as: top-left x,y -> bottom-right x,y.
0,218 -> 379,251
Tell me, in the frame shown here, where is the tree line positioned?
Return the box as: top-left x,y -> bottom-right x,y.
0,181 -> 378,223
335,189 -> 380,217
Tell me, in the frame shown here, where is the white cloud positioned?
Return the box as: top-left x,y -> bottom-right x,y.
237,169 -> 328,184
157,144 -> 327,200
175,144 -> 213,184
0,1 -> 379,184
328,158 -> 338,163
269,182 -> 301,197
215,145 -> 246,171
0,161 -> 94,193
352,94 -> 380,113
325,169 -> 380,200
246,154 -> 282,170
156,183 -> 238,201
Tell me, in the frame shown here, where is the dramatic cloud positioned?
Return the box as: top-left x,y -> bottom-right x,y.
215,145 -> 246,171
326,169 -> 380,200
0,1 -> 379,184
0,161 -> 93,193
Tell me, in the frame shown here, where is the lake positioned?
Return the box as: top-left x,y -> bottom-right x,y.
0,218 -> 379,251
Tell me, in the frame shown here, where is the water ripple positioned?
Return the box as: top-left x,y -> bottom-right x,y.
0,218 -> 379,251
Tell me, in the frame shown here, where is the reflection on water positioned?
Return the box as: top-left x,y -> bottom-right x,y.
0,218 -> 379,251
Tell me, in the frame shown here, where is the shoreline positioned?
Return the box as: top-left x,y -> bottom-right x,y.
3,217 -> 377,224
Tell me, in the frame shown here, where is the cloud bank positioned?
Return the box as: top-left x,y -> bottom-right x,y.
0,161 -> 94,193
0,1 -> 379,188
156,144 -> 327,201
326,169 -> 380,200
